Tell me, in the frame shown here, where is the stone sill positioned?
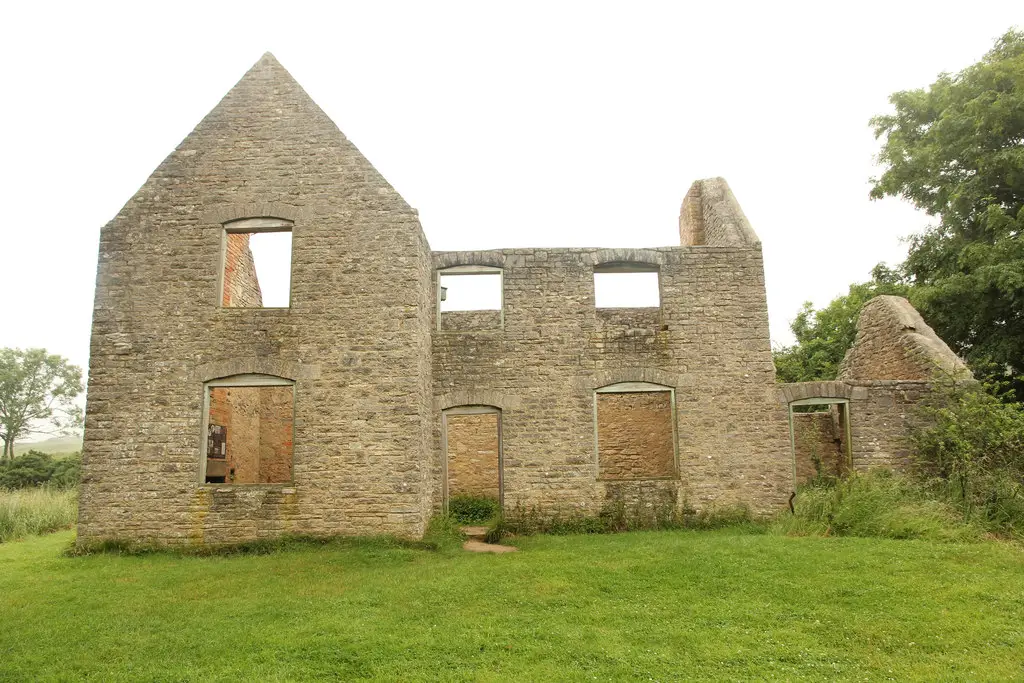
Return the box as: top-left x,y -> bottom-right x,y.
598,477 -> 677,482
199,484 -> 296,492
218,307 -> 291,312
435,329 -> 504,335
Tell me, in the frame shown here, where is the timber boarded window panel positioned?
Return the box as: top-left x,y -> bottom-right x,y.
595,382 -> 677,480
201,374 -> 295,484
221,217 -> 294,308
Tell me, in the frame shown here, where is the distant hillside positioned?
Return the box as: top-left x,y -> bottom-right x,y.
13,435 -> 83,457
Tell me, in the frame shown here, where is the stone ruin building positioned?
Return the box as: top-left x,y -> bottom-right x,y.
77,54 -> 969,546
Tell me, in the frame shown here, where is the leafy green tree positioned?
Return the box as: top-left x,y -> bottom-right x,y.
870,30 -> 1024,394
774,265 -> 909,383
0,349 -> 83,460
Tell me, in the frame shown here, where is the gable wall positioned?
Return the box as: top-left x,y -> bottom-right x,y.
78,56 -> 435,546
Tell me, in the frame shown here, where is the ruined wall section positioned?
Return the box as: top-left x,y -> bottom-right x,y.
782,298 -> 970,479
839,295 -> 969,381
258,387 -> 294,483
441,310 -> 502,332
209,387 -> 260,482
846,381 -> 931,470
80,54 -> 435,546
431,245 -> 792,517
679,178 -> 760,247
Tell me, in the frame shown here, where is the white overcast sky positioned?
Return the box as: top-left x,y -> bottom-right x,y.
2,1 -> 1022,381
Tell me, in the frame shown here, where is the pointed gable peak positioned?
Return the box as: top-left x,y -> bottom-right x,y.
232,51 -> 299,90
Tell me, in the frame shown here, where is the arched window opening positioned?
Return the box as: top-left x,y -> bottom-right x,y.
201,374 -> 295,484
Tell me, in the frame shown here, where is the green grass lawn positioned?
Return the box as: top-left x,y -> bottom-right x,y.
1,530 -> 1022,681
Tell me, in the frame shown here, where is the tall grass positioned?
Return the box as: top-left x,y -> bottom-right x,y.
0,488 -> 78,542
773,470 -> 982,542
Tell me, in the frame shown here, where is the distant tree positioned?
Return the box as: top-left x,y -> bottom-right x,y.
870,29 -> 1024,394
0,349 -> 83,460
774,265 -> 909,383
0,450 -> 81,489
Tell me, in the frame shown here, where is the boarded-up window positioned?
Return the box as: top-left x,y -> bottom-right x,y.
445,409 -> 501,501
204,378 -> 294,484
596,387 -> 675,479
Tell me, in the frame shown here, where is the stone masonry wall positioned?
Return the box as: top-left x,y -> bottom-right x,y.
847,381 -> 931,470
79,54 -> 435,546
80,54 -> 799,546
207,386 -> 293,484
596,391 -> 675,479
446,412 -> 500,499
209,387 -> 260,483
258,386 -> 294,483
432,245 -> 793,517
441,309 -> 503,332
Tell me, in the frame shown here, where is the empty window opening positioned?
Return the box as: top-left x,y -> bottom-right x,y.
222,218 -> 293,308
596,383 -> 675,479
203,376 -> 294,484
444,406 -> 502,507
594,263 -> 660,308
438,266 -> 503,331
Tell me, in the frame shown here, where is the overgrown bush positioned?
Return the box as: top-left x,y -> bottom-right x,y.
774,471 -> 981,542
909,381 -> 1024,536
448,495 -> 501,524
0,451 -> 81,490
421,513 -> 465,552
0,488 -> 78,542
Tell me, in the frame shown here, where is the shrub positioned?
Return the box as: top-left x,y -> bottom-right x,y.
421,513 -> 465,552
0,451 -> 81,490
773,470 -> 981,542
448,495 -> 501,524
909,380 -> 1024,536
487,497 -> 758,542
0,488 -> 78,542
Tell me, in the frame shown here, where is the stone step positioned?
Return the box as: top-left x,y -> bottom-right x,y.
460,525 -> 489,541
463,540 -> 517,554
